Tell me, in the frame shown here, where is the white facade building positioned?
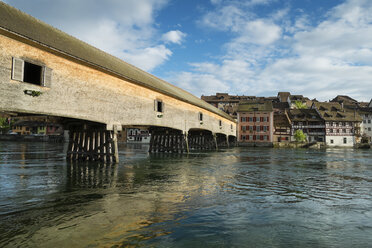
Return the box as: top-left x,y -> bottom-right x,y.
360,112 -> 372,142
325,134 -> 355,147
312,102 -> 362,147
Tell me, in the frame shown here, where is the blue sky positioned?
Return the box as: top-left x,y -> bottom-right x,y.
2,0 -> 372,101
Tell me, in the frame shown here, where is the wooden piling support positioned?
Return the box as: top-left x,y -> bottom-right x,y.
67,125 -> 119,163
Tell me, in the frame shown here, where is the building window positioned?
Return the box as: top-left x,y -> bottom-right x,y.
343,129 -> 346,133
329,129 -> 333,133
155,100 -> 163,113
364,120 -> 367,124
249,126 -> 253,131
256,126 -> 260,132
369,120 -> 371,124
242,135 -> 246,140
12,58 -> 52,87
256,117 -> 260,122
249,135 -> 253,140
249,117 -> 253,122
241,117 -> 246,122
369,127 -> 371,131
264,135 -> 267,141
330,139 -> 334,144
242,126 -> 246,131
263,126 -> 267,132
24,62 -> 42,85
343,137 -> 347,144
199,112 -> 203,121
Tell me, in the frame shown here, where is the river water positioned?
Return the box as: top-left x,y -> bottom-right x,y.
0,141 -> 372,247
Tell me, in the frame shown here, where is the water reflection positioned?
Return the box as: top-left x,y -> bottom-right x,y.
1,142 -> 372,247
66,162 -> 118,188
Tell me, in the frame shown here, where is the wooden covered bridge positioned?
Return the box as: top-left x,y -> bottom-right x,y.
0,2 -> 236,162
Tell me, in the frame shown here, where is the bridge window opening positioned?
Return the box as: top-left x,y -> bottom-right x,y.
24,62 -> 42,85
199,113 -> 203,121
155,100 -> 163,113
12,58 -> 53,87
219,120 -> 222,127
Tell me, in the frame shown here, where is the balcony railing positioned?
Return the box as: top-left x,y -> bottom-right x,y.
293,125 -> 325,129
308,132 -> 325,135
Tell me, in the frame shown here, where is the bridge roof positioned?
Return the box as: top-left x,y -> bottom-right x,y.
0,2 -> 234,122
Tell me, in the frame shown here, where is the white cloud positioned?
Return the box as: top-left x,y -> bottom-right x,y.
170,72 -> 230,96
210,0 -> 275,7
5,0 -> 178,71
234,19 -> 282,45
162,30 -> 187,44
169,0 -> 372,101
122,45 -> 173,71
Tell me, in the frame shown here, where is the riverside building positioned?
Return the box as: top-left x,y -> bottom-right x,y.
312,102 -> 362,147
237,101 -> 274,146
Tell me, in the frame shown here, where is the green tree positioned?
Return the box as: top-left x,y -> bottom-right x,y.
0,117 -> 8,128
0,117 -> 8,133
294,129 -> 307,143
0,117 -> 12,133
294,100 -> 307,109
